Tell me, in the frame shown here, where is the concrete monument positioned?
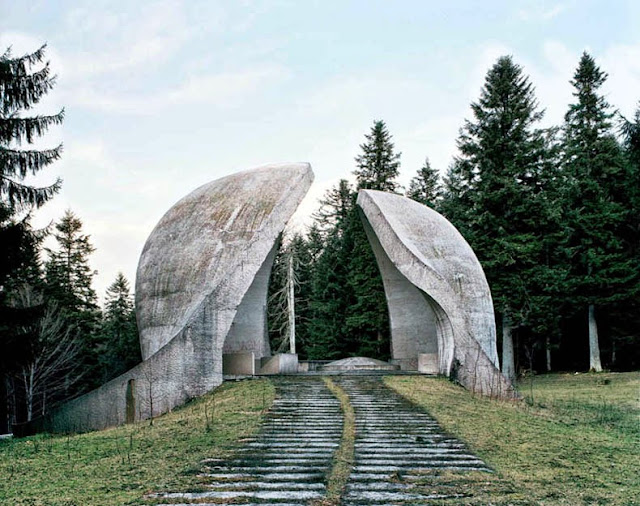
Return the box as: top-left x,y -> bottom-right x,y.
17,165 -> 514,436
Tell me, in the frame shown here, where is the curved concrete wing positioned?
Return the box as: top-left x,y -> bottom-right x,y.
21,163 -> 314,434
357,190 -> 515,397
137,163 -> 314,360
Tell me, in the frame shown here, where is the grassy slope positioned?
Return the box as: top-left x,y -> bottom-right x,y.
386,372 -> 640,506
0,379 -> 274,506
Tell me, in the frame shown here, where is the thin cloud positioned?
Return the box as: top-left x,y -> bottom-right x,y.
64,65 -> 292,114
61,0 -> 193,79
517,2 -> 570,22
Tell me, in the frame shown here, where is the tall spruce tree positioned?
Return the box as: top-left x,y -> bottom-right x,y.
97,273 -> 140,382
615,103 -> 640,369
45,210 -> 101,390
0,44 -> 63,432
45,210 -> 98,312
307,180 -> 354,359
0,44 -> 63,210
341,120 -> 401,358
449,55 -> 560,381
354,120 -> 401,192
561,52 -> 633,372
439,158 -> 476,238
407,157 -> 441,208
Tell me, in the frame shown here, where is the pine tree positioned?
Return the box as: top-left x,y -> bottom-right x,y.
98,273 -> 140,381
561,52 -> 634,372
354,120 -> 401,192
439,158 -> 476,238
340,121 -> 400,358
45,210 -> 98,312
306,181 -> 355,359
0,43 -> 63,432
451,55 -> 561,381
0,44 -> 63,210
45,210 -> 101,391
312,179 -> 353,236
614,103 -> 640,369
407,157 -> 441,208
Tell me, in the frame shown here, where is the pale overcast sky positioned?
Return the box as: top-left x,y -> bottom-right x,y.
1,0 -> 639,303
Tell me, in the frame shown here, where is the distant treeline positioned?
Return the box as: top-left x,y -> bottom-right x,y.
1,45 -> 140,432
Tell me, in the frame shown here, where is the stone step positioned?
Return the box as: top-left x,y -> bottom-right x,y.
198,472 -> 326,481
245,441 -> 339,448
355,454 -> 485,463
334,375 -> 491,504
353,462 -> 489,472
206,481 -> 326,490
156,490 -> 324,501
150,375 -> 490,506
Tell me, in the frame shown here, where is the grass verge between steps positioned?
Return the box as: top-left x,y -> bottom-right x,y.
0,378 -> 275,506
386,371 -> 639,506
311,377 -> 355,506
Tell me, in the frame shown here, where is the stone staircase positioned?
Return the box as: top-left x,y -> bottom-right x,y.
150,374 -> 490,505
151,376 -> 342,505
335,375 -> 491,505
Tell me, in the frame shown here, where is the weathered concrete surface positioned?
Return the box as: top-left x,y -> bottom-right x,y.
357,190 -> 515,397
418,353 -> 439,374
137,163 -> 313,361
20,164 -> 313,434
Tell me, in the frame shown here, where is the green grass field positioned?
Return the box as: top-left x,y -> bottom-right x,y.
1,372 -> 637,505
386,371 -> 640,505
0,379 -> 274,506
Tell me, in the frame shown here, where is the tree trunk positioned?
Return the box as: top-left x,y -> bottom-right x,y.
611,337 -> 616,367
23,367 -> 35,422
502,316 -> 516,383
0,374 -> 8,434
287,255 -> 296,354
588,304 -> 603,372
545,336 -> 552,372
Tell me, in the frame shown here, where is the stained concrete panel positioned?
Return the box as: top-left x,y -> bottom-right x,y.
361,214 -> 439,370
223,243 -> 277,360
223,352 -> 256,375
137,163 -> 314,361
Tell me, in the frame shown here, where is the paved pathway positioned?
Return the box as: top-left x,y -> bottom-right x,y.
152,375 -> 489,505
152,377 -> 342,505
335,375 -> 490,505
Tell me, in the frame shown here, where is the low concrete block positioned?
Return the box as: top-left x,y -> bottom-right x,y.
259,354 -> 299,375
418,353 -> 439,374
223,352 -> 256,375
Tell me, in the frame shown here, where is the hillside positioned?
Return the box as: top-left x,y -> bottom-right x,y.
1,372 -> 638,505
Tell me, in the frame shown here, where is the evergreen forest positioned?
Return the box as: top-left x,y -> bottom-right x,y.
1,45 -> 638,434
